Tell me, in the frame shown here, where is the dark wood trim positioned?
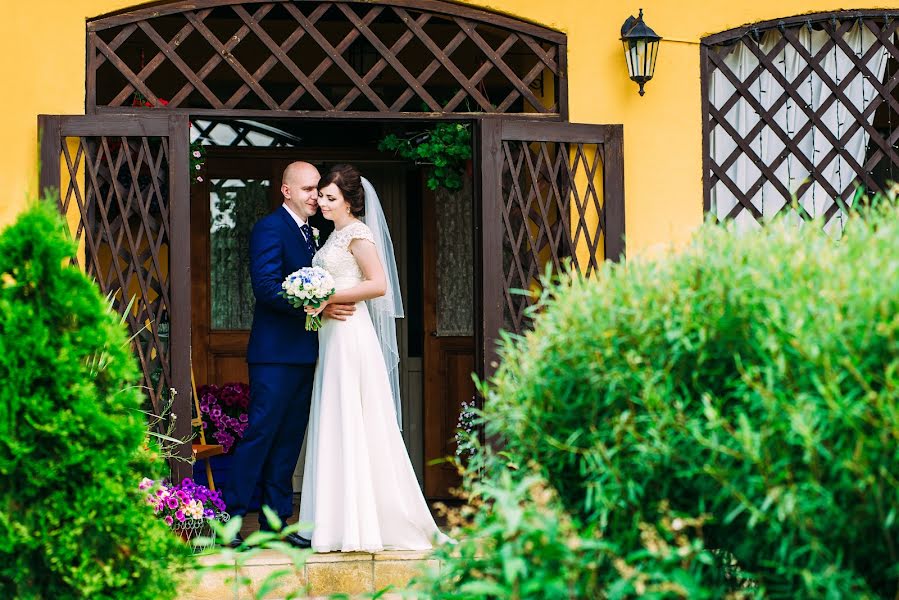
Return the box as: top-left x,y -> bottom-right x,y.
205,147 -> 408,164
190,172 -> 209,387
95,107 -> 565,121
702,10 -> 899,46
168,113 -> 193,480
88,0 -> 566,44
499,120 -> 618,143
477,119 -> 503,378
56,113 -> 171,136
85,32 -> 97,115
604,124 -> 626,262
558,40 -> 570,123
38,116 -> 62,199
700,44 -> 712,214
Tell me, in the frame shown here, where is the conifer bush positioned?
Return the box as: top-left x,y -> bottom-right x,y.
477,209 -> 899,597
0,200 -> 189,599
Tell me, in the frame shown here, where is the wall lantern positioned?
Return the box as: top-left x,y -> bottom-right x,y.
620,9 -> 661,96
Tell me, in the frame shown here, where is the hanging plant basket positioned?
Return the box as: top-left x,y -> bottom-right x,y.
171,511 -> 230,554
378,123 -> 472,191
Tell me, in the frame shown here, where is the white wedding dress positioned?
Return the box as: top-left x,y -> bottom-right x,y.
298,220 -> 448,552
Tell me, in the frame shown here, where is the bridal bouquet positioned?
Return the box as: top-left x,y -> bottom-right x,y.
279,266 -> 336,331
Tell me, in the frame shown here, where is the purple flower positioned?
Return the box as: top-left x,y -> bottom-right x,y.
198,381 -> 250,453
175,510 -> 186,522
164,515 -> 174,526
166,497 -> 179,510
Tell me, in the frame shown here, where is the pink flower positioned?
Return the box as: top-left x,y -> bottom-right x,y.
164,515 -> 174,526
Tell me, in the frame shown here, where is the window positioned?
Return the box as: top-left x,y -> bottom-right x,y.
703,15 -> 898,234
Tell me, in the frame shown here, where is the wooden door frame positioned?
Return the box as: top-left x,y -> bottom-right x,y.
421,182 -> 476,498
40,111 -> 626,488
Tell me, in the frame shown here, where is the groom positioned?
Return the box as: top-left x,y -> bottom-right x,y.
223,161 -> 354,547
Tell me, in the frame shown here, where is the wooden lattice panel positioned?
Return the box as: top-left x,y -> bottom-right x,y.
480,121 -> 624,345
701,13 -> 899,228
39,114 -> 192,454
88,0 -> 565,115
60,134 -> 174,412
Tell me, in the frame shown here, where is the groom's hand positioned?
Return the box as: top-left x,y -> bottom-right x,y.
322,302 -> 356,321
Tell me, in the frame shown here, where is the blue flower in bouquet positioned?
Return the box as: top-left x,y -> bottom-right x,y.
278,266 -> 336,331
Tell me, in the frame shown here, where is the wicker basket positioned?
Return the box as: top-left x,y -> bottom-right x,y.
171,511 -> 230,554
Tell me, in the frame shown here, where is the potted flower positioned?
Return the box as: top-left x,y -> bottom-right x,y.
140,477 -> 229,553
193,382 -> 262,508
197,382 -> 250,454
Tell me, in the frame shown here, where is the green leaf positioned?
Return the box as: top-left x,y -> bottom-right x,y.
261,505 -> 282,531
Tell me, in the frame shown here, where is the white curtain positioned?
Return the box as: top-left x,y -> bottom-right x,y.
710,23 -> 891,235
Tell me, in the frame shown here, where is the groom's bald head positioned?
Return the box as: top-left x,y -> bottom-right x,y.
281,161 -> 320,220
283,161 -> 318,186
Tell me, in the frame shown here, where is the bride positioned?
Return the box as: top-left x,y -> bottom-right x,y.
298,163 -> 449,552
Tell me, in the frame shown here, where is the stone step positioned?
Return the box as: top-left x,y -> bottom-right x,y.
184,549 -> 438,599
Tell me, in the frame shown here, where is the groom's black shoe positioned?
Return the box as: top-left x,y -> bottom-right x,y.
227,532 -> 244,549
283,532 -> 312,549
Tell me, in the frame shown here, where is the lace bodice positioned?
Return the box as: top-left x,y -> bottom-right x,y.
312,221 -> 375,290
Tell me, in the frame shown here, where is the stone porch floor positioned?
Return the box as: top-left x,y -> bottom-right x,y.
185,547 -> 437,599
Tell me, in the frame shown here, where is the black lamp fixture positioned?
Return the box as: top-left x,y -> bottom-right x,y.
620,9 -> 661,96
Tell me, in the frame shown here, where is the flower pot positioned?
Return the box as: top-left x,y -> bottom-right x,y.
193,453 -> 262,511
171,513 -> 229,554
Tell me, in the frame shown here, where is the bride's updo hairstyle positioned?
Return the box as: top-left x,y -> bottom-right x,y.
318,163 -> 365,217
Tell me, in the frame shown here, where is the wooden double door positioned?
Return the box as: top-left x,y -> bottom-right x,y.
40,114 -> 624,499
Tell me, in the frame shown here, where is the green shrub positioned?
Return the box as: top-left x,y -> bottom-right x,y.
417,463 -> 733,600
479,210 -> 899,597
0,200 -> 189,599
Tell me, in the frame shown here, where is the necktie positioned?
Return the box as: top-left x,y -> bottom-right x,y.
299,223 -> 316,254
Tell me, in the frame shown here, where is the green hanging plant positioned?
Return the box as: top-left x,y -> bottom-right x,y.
378,122 -> 472,191
189,139 -> 206,185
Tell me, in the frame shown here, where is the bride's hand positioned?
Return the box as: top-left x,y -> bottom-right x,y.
305,299 -> 329,317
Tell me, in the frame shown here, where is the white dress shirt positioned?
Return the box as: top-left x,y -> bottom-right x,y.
282,202 -> 308,228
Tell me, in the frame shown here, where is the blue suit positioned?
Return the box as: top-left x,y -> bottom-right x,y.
224,206 -> 318,525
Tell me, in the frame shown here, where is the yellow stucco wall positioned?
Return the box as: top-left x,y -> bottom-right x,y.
1,0 -> 894,254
